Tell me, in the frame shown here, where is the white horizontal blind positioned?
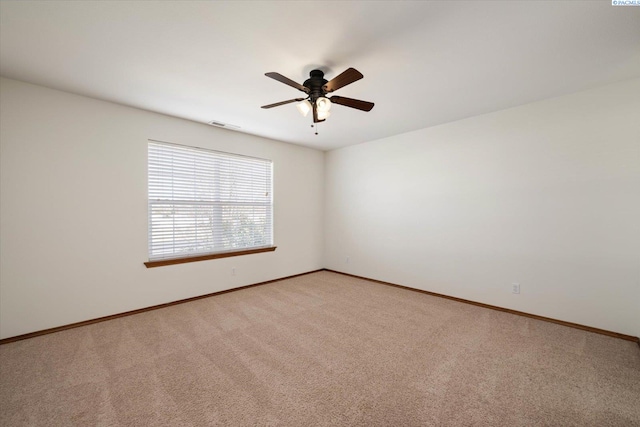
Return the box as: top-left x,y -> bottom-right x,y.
148,140 -> 273,261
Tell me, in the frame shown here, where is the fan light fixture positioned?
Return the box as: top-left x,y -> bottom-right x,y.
296,100 -> 312,117
316,96 -> 331,113
317,110 -> 331,120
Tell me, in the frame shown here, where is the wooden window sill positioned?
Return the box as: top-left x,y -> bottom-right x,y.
144,246 -> 277,268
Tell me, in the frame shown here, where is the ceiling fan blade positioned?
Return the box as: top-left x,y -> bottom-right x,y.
312,102 -> 325,123
330,96 -> 375,112
323,68 -> 364,93
265,72 -> 310,93
261,98 -> 305,109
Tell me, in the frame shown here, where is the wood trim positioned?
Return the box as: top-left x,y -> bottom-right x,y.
0,268 -> 321,345
325,269 -> 640,344
144,246 -> 277,268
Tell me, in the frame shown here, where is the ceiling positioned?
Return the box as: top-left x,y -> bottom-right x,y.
1,1 -> 639,151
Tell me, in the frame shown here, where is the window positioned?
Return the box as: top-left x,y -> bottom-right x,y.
146,140 -> 274,267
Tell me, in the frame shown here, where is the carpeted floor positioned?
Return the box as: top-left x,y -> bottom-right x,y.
1,270 -> 639,426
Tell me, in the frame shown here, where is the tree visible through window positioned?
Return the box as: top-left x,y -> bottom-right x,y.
147,140 -> 273,261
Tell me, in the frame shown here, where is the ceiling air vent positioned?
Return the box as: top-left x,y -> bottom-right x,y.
207,120 -> 240,130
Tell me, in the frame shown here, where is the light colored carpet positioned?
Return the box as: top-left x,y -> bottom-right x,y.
1,270 -> 639,426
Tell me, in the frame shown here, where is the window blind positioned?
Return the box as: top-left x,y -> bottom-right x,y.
148,140 -> 273,261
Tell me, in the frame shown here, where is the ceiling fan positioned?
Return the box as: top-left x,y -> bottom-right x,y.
261,68 -> 374,123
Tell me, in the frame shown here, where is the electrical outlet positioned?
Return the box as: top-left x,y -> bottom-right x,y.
232,267 -> 236,276
346,256 -> 350,264
512,283 -> 520,294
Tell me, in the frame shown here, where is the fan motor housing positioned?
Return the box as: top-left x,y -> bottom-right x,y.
304,70 -> 328,102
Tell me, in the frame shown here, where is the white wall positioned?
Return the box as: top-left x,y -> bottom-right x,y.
325,78 -> 640,337
0,77 -> 324,339
2,77 -> 639,340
